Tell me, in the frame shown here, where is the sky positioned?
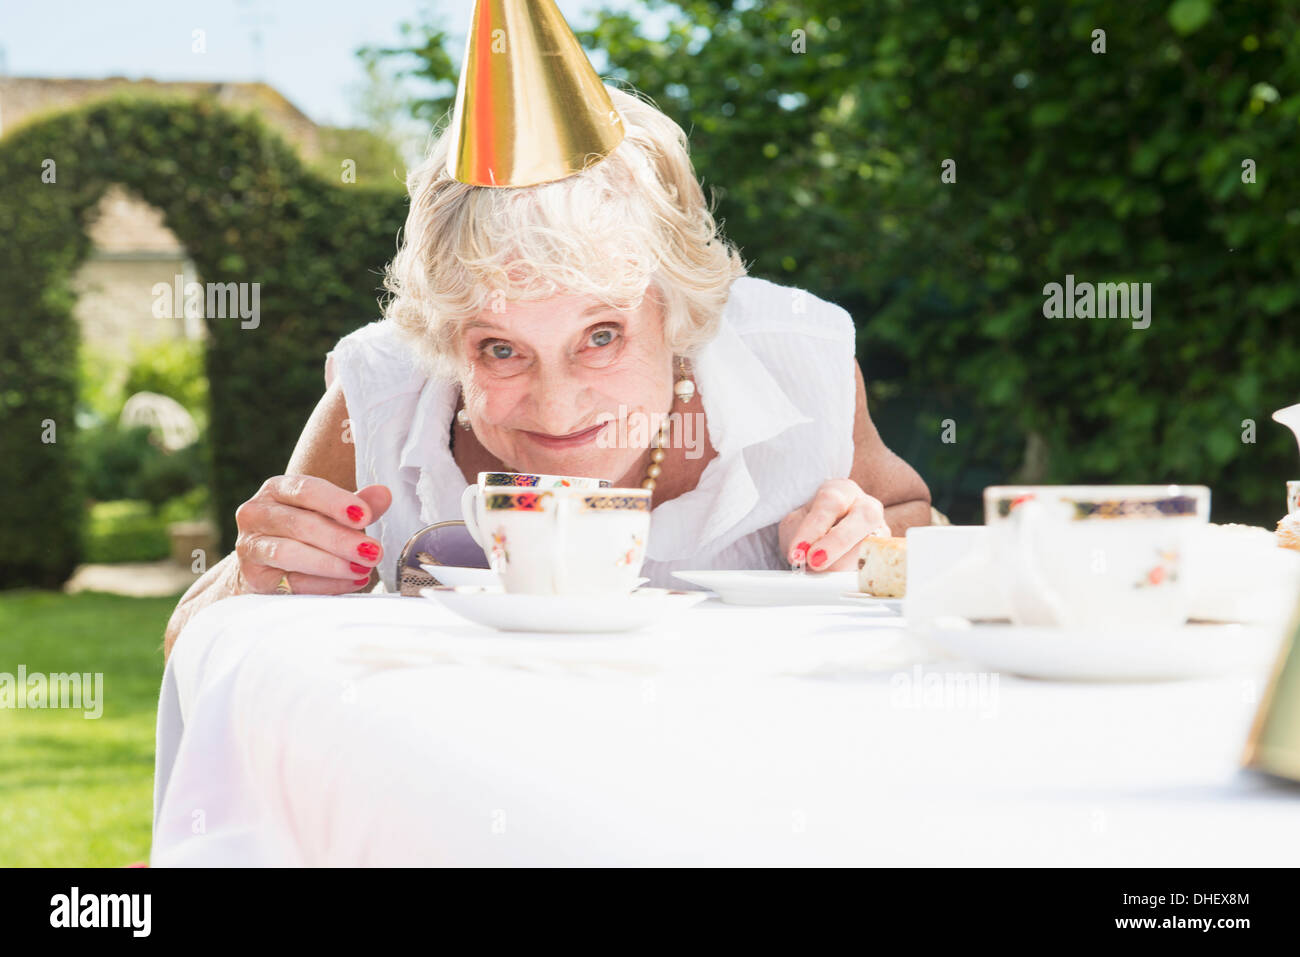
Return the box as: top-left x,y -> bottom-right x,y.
0,0 -> 670,127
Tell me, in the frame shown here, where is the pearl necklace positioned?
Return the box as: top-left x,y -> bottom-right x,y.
643,357 -> 694,492
640,416 -> 670,492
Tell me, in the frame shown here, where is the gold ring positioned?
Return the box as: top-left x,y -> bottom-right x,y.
275,574 -> 292,595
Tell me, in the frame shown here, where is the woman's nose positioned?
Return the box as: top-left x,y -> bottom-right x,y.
530,368 -> 589,434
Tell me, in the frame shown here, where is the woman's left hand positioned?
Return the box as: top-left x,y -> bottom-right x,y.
778,479 -> 893,572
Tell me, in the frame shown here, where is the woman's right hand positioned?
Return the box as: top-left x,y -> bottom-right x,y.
233,476 -> 393,594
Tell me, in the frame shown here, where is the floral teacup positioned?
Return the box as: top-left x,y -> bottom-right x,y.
460,471 -> 608,556
462,486 -> 651,595
984,485 -> 1211,629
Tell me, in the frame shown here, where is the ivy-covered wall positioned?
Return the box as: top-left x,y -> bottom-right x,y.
0,98 -> 408,586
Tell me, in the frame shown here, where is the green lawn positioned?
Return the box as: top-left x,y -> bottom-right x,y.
0,590 -> 176,867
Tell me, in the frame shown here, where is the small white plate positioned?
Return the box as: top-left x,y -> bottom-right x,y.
420,564 -> 648,591
914,617 -> 1282,682
419,586 -> 708,633
672,569 -> 858,606
840,592 -> 905,614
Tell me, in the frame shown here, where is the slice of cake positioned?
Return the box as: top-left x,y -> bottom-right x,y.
1277,514 -> 1300,551
857,536 -> 907,597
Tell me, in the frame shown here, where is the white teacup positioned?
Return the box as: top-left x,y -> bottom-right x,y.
984,485 -> 1210,629
460,471 -> 609,553
462,486 -> 651,595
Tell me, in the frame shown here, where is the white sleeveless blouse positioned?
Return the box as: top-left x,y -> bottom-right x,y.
324,276 -> 857,592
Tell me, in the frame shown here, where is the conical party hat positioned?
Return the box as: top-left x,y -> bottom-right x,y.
447,0 -> 626,187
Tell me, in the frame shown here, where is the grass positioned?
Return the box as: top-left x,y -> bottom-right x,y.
0,589 -> 177,867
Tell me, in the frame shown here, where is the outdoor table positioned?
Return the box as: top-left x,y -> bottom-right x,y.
152,592 -> 1300,866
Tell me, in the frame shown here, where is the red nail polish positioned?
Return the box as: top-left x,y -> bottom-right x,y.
357,542 -> 380,560
810,548 -> 827,567
349,562 -> 369,574
354,577 -> 370,585
346,505 -> 364,522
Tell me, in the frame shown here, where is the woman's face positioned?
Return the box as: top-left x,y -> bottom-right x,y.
456,291 -> 674,483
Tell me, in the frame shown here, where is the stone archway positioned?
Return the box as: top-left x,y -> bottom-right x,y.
74,184 -> 206,356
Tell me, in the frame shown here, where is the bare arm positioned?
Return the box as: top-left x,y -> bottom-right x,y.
161,381 -> 367,662
847,360 -> 931,535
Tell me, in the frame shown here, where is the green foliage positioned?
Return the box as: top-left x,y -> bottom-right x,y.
121,339 -> 209,424
157,485 -> 212,525
357,15 -> 459,125
570,0 -> 1300,522
77,421 -> 208,509
83,490 -> 211,565
77,424 -> 157,502
133,440 -> 208,508
76,340 -> 210,517
84,500 -> 172,564
77,348 -> 130,426
312,126 -> 409,191
0,177 -> 85,586
0,97 -> 409,580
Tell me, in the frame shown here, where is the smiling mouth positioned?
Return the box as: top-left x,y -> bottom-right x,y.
522,422 -> 607,449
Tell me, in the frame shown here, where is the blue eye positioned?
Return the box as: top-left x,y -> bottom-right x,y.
590,328 -> 615,347
489,343 -> 514,359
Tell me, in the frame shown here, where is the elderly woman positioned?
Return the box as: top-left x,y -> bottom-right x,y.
164,79 -> 930,657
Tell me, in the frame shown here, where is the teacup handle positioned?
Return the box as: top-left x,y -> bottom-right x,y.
460,484 -> 483,547
1012,499 -> 1075,627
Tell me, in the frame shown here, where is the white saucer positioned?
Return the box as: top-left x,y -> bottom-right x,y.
420,564 -> 649,591
672,569 -> 858,606
840,591 -> 904,614
914,617 -> 1282,681
419,586 -> 708,633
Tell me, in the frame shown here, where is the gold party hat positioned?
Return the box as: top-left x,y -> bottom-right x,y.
1243,591 -> 1300,780
447,0 -> 626,187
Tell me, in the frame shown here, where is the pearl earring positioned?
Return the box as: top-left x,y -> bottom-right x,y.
456,407 -> 471,431
673,356 -> 696,405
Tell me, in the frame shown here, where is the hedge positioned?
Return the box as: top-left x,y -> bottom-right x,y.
0,97 -> 408,585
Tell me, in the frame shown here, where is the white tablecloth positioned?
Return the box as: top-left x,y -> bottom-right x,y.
152,593 -> 1300,866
